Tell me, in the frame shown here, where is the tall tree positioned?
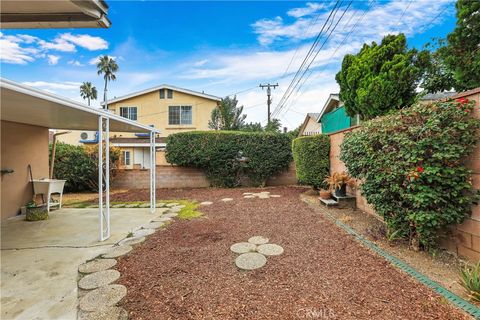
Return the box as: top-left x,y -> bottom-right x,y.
79,82 -> 97,106
420,41 -> 457,93
96,55 -> 119,109
335,34 -> 426,120
208,96 -> 247,130
264,118 -> 281,132
440,0 -> 480,91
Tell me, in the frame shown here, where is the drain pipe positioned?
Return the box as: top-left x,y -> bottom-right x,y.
50,131 -> 71,179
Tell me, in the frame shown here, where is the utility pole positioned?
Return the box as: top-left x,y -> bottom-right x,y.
259,83 -> 278,124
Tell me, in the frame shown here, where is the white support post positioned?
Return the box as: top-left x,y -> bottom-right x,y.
152,132 -> 156,212
149,131 -> 156,213
98,116 -> 110,241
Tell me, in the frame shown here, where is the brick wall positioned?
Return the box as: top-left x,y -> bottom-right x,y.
328,89 -> 480,261
113,163 -> 297,189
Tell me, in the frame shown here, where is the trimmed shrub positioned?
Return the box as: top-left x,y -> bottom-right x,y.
165,131 -> 292,187
340,99 -> 480,248
50,142 -> 120,192
292,135 -> 330,189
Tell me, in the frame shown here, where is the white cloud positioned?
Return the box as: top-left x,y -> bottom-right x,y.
287,2 -> 326,18
22,81 -> 81,91
38,38 -> 76,52
59,33 -> 108,51
0,37 -> 35,64
252,0 -> 453,45
47,55 -> 60,65
68,60 -> 84,66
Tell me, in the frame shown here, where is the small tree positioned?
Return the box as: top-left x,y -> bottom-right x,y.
80,82 -> 98,106
335,34 -> 426,120
208,96 -> 247,130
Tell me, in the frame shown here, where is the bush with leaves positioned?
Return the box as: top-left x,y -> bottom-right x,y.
340,99 -> 480,248
292,135 -> 330,189
50,142 -> 120,192
166,131 -> 292,187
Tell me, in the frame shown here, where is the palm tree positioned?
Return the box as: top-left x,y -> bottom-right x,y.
96,55 -> 119,109
79,82 -> 97,106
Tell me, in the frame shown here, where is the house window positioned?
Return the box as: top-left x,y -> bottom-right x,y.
122,151 -> 131,166
119,107 -> 137,120
159,89 -> 165,99
169,106 -> 192,125
167,89 -> 173,99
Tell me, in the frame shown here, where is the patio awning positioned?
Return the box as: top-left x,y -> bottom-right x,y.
1,78 -> 158,241
0,0 -> 111,29
0,78 -> 159,134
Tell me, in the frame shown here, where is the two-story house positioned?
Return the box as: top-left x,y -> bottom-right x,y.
59,84 -> 221,169
106,84 -> 221,169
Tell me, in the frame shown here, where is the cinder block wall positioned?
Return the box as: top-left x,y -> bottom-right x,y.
328,90 -> 480,261
113,163 -> 297,189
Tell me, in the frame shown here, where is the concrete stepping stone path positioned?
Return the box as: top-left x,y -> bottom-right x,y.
230,242 -> 257,254
221,198 -> 234,202
235,252 -> 267,270
132,228 -> 155,238
78,270 -> 121,290
78,307 -> 128,320
102,245 -> 132,259
111,204 -> 125,208
118,236 -> 145,246
79,259 -> 117,274
155,202 -> 166,208
152,216 -> 172,223
248,236 -> 269,245
200,201 -> 213,205
257,243 -> 284,256
163,212 -> 178,218
143,221 -> 165,229
79,284 -> 127,312
166,203 -> 180,207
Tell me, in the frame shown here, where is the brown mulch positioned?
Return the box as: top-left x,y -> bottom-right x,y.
115,186 -> 471,320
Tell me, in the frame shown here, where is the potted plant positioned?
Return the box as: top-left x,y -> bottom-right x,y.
319,189 -> 332,199
25,201 -> 48,221
324,172 -> 354,197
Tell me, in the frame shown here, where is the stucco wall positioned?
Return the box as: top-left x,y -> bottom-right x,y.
328,93 -> 480,261
1,121 -> 49,219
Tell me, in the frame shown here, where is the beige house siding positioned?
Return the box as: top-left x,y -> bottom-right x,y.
1,121 -> 49,219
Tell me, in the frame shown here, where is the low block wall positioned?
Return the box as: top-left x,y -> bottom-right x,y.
113,164 -> 297,189
328,90 -> 480,261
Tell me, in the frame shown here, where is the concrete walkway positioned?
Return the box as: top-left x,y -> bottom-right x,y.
1,208 -> 155,320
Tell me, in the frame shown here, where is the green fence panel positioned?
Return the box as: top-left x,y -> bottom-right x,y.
321,106 -> 354,134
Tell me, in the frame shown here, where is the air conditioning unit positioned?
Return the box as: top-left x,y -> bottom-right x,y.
80,132 -> 89,140
79,131 -> 98,143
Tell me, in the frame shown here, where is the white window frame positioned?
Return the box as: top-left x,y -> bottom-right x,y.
119,107 -> 137,121
122,150 -> 131,166
168,105 -> 192,125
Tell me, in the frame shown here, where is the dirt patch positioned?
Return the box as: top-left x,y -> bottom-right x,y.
115,187 -> 472,319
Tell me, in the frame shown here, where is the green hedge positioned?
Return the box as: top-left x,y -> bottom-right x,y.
165,131 -> 292,187
50,143 -> 120,192
340,99 -> 480,248
292,135 -> 330,189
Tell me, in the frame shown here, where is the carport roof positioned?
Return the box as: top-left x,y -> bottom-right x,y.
0,78 -> 160,133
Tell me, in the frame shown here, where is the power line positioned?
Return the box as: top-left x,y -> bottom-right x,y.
272,0 -> 342,118
259,83 -> 279,123
273,0 -> 352,118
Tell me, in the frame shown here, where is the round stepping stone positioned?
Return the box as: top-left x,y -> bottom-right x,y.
102,245 -> 132,259
270,195 -> 281,198
143,222 -> 164,229
132,228 -> 155,238
168,208 -> 181,213
138,203 -> 150,208
200,201 -> 213,205
111,204 -> 125,208
257,243 -> 284,256
79,259 -> 117,274
221,198 -> 233,202
118,236 -> 145,246
248,236 -> 269,245
259,191 -> 270,194
156,208 -> 169,214
155,202 -> 166,208
124,204 -> 138,208
78,270 -> 120,290
78,307 -> 128,320
152,216 -> 172,222
166,203 -> 179,207
230,242 -> 257,254
79,284 -> 127,312
243,192 -> 254,195
243,195 -> 255,199
235,252 -> 267,270
258,195 -> 270,199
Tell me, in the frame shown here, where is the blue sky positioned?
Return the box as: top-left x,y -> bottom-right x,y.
0,0 -> 457,128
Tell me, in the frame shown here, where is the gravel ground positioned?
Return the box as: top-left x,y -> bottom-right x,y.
115,186 -> 471,319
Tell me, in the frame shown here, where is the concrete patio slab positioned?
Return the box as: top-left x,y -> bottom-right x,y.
1,208 -> 155,320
